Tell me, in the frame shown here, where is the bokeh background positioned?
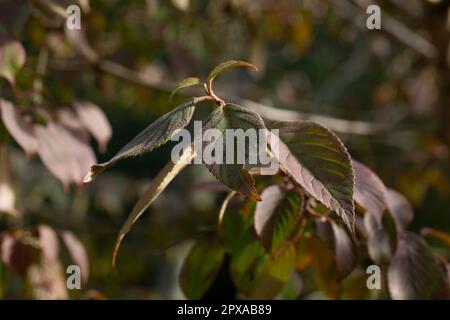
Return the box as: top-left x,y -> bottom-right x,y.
0,0 -> 449,299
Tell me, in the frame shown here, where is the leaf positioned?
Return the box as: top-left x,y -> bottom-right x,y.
84,98 -> 196,183
364,212 -> 396,265
269,121 -> 355,233
202,103 -> 266,200
0,144 -> 18,217
0,99 -> 38,155
179,238 -> 225,299
59,230 -> 89,284
421,228 -> 450,247
208,60 -> 258,83
298,235 -> 339,298
73,101 -> 112,152
388,232 -> 449,299
254,185 -> 303,253
36,122 -> 96,188
37,225 -> 59,262
0,231 -> 39,276
0,33 -> 25,85
169,77 -> 202,102
386,188 -> 414,232
331,221 -> 357,280
353,160 -> 387,224
112,144 -> 195,266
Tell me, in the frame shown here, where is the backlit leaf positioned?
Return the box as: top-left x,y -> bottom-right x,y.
179,238 -> 225,299
169,77 -> 202,102
208,60 -> 258,83
254,185 -> 303,253
202,103 -> 266,200
0,144 -> 18,217
84,98 -> 196,183
270,121 -> 355,233
353,160 -> 387,225
0,34 -> 25,84
388,232 -> 449,299
112,144 -> 195,266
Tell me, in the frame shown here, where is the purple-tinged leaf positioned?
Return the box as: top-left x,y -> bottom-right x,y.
386,188 -> 414,232
0,99 -> 38,155
269,121 -> 355,233
388,232 -> 449,299
0,231 -> 38,276
36,122 -> 96,188
59,230 -> 89,284
353,160 -> 387,224
331,221 -> 357,280
73,101 -> 112,152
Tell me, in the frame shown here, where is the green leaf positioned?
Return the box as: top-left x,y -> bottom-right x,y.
208,60 -> 258,83
202,103 -> 266,200
254,185 -> 303,253
169,77 -> 202,102
112,144 -> 195,266
269,121 -> 355,233
84,98 -> 197,183
179,237 -> 225,300
388,232 -> 449,299
0,34 -> 25,85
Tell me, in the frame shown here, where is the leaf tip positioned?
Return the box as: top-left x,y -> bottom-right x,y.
83,164 -> 106,183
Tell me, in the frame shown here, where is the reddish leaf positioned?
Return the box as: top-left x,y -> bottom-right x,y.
59,230 -> 89,284
0,99 -> 38,155
0,232 -> 38,276
353,160 -> 387,224
388,232 -> 449,299
73,101 -> 112,152
331,221 -> 357,280
386,188 -> 414,232
36,121 -> 96,188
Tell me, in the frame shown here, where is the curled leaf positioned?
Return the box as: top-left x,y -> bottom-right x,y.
169,77 -> 202,102
208,60 -> 258,83
112,144 -> 195,266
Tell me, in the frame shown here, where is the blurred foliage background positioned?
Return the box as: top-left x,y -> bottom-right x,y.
0,0 -> 449,299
